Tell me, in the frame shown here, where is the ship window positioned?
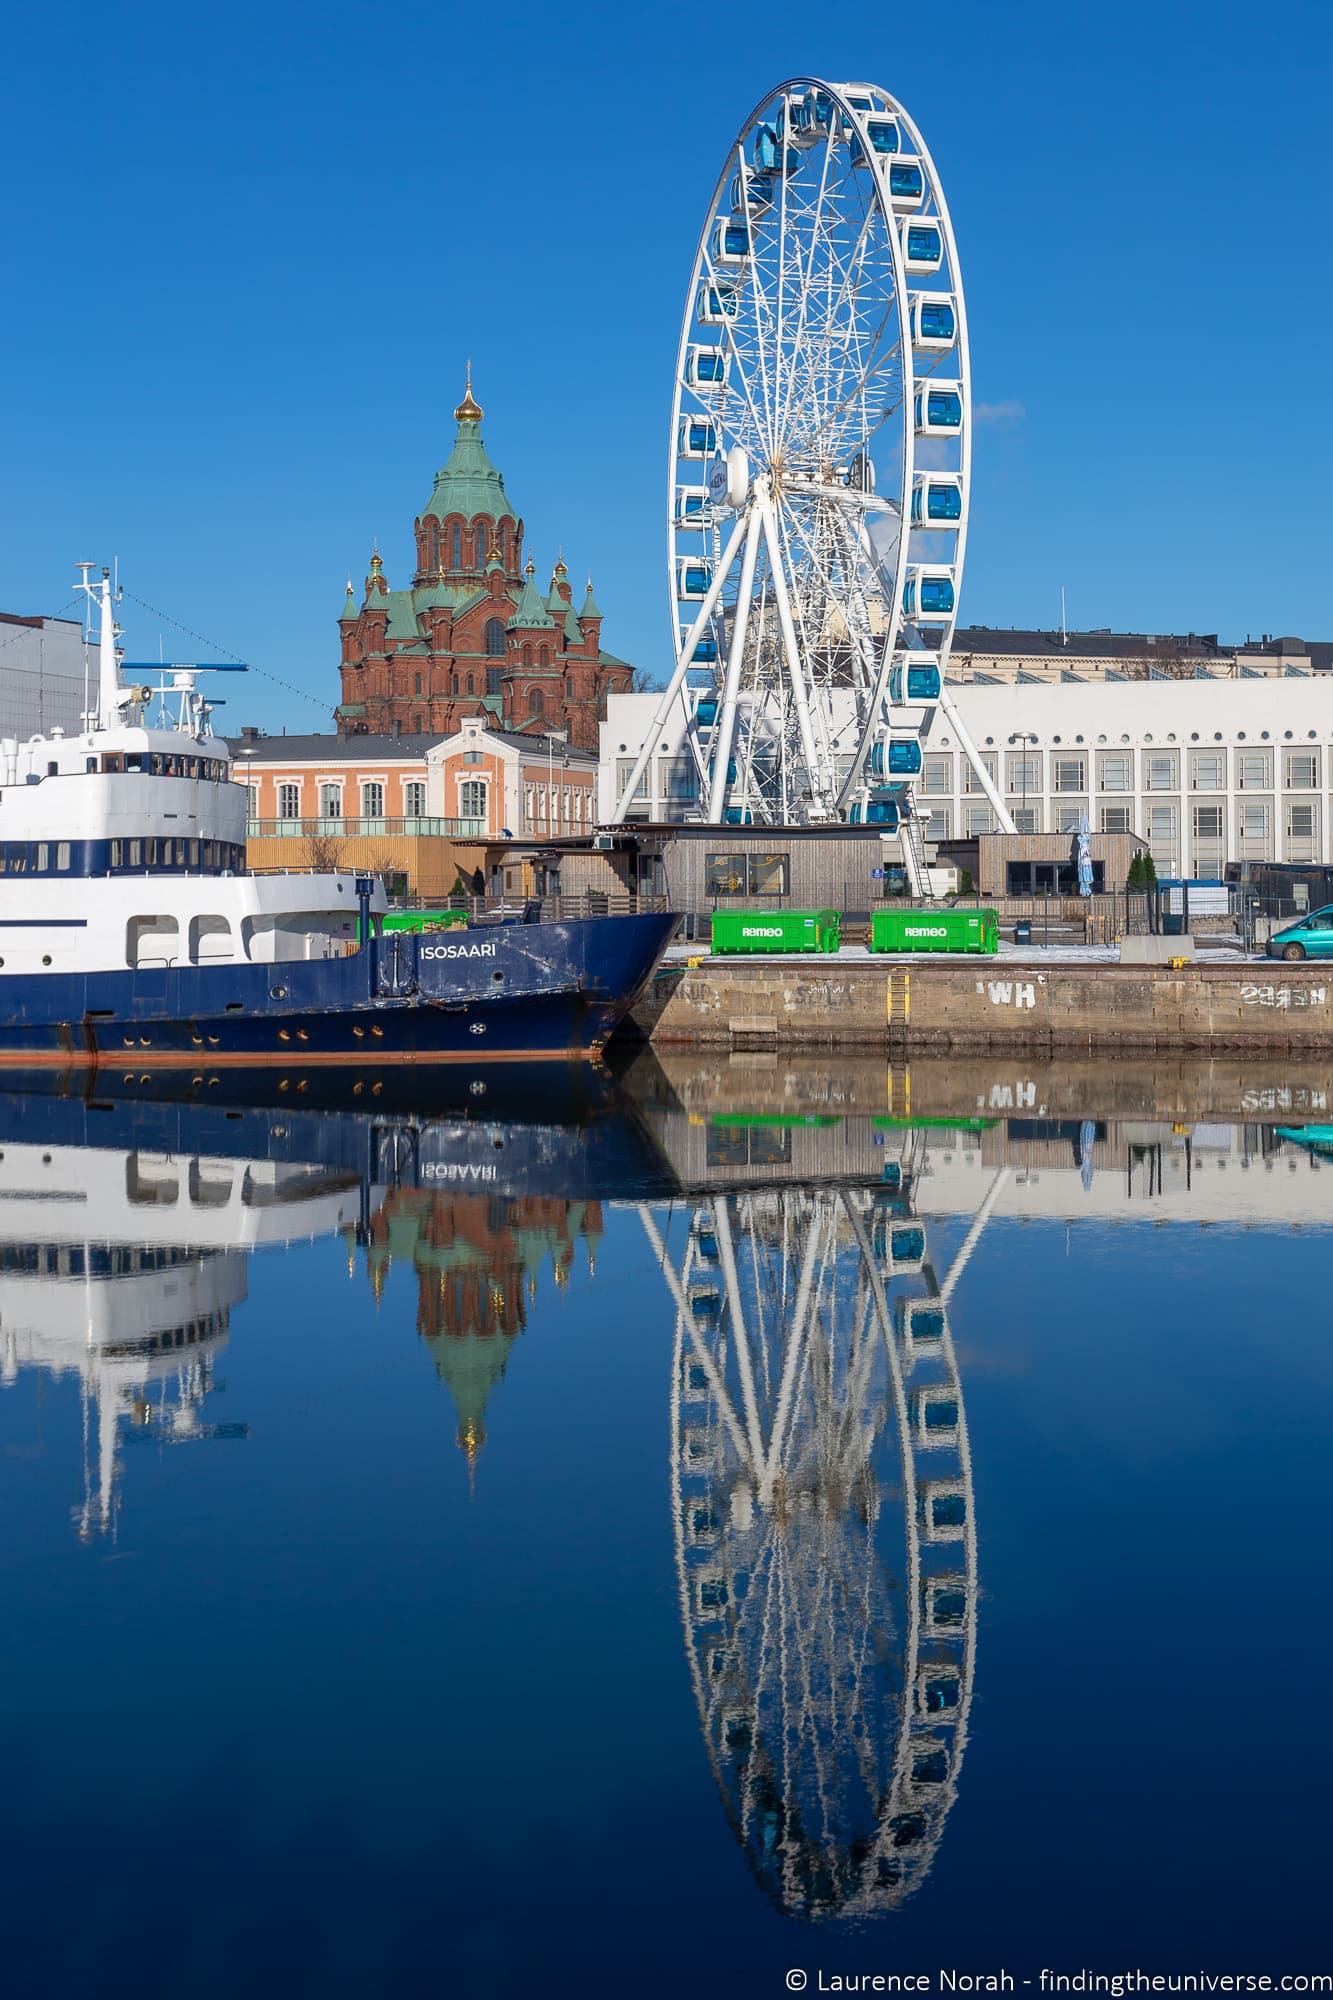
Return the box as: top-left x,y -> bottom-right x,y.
86,757 -> 96,773
188,840 -> 199,866
126,752 -> 143,772
110,840 -> 124,868
150,755 -> 163,775
37,843 -> 48,871
190,914 -> 232,962
57,843 -> 70,870
129,840 -> 142,867
146,839 -> 159,866
127,915 -> 181,968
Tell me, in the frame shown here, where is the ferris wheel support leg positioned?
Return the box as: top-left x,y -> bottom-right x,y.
935,683 -> 1017,835
707,505 -> 763,822
759,497 -> 829,817
611,509 -> 751,824
937,1166 -> 1009,1304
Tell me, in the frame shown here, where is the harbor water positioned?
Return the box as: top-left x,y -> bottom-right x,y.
2,1053 -> 1331,1998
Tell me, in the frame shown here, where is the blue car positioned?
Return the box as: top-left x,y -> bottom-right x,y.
1267,905 -> 1333,960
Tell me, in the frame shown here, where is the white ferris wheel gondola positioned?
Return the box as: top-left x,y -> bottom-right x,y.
613,78 -> 1015,873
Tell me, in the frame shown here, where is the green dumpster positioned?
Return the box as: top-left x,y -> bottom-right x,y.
710,908 -> 842,955
870,907 -> 999,955
382,909 -> 470,934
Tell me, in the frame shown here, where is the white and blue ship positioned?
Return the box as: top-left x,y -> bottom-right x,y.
0,567 -> 675,1065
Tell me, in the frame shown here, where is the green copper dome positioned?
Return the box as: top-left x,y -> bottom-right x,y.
420,377 -> 518,526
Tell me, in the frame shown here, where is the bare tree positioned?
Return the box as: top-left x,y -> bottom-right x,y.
631,667 -> 660,693
303,830 -> 345,871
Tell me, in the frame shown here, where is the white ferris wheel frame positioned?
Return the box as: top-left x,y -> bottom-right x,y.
612,77 -> 1014,844
646,1160 -> 998,1916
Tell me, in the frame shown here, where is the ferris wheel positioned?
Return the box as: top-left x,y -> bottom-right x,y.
640,1157 -> 996,1919
612,78 -> 1014,872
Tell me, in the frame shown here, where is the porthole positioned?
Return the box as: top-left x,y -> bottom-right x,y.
41,954 -> 52,966
270,984 -> 288,1000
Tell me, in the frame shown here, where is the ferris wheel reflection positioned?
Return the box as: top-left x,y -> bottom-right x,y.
642,1158 -> 1003,1919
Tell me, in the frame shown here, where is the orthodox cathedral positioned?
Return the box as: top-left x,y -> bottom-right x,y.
336,375 -> 635,752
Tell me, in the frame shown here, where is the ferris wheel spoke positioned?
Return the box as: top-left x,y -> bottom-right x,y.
776,128 -> 839,446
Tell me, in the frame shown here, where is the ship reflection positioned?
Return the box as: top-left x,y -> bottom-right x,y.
0,1142 -> 363,1538
0,1066 -> 666,1529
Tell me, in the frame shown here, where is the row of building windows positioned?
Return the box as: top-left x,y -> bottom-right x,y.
522,783 -> 593,833
920,799 -> 1322,861
918,748 -> 1324,796
262,781 -> 429,820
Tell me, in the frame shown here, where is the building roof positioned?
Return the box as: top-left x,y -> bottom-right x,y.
954,626 -> 1227,661
508,569 -> 555,631
229,731 -> 445,762
419,387 -> 517,526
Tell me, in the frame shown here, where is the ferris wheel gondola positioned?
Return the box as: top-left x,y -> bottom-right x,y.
613,78 -> 1015,874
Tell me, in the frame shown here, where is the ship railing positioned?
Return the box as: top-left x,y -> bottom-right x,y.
246,816 -> 487,840
392,892 -> 672,922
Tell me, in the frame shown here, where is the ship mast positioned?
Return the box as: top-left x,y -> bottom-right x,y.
75,563 -> 123,730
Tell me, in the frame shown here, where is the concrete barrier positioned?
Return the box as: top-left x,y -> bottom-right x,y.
632,958 -> 1333,1051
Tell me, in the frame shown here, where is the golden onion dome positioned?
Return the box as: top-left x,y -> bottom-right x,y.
454,362 -> 484,424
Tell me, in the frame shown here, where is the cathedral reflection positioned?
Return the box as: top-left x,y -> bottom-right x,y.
345,1188 -> 603,1468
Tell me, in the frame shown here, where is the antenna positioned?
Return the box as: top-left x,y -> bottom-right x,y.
1060,586 -> 1068,647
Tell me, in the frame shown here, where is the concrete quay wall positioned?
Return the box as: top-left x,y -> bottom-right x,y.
633,958 -> 1333,1052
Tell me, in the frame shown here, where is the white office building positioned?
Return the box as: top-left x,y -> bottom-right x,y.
0,613 -> 91,738
600,668 -> 1333,879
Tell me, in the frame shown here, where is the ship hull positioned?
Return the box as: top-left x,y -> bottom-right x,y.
0,911 -> 677,1066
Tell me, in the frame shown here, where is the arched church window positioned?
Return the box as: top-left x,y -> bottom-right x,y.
487,666 -> 503,695
429,522 -> 440,570
475,524 -> 489,567
485,618 -> 506,658
531,687 -> 544,715
451,674 -> 459,695
522,645 -> 533,670
539,645 -> 550,668
451,523 -> 462,569
466,674 -> 475,695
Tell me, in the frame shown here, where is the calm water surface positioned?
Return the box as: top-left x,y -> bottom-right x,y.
2,1058 -> 1331,1999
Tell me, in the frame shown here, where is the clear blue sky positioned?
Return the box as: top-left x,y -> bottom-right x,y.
4,0 -> 1331,730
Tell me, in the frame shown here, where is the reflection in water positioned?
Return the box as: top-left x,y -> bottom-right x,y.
346,1189 -> 603,1468
0,1141 -> 362,1538
4,1058 -> 1333,1973
645,1156 -> 996,1919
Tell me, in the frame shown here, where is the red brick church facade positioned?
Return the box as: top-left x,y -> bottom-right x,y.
336,377 -> 634,752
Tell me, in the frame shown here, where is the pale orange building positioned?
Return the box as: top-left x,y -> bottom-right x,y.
228,720 -> 599,897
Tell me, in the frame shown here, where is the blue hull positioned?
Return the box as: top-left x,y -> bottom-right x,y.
0,912 -> 678,1065
0,1063 -> 682,1204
